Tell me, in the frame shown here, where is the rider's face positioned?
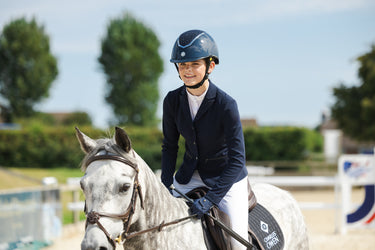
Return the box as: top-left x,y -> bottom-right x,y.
178,59 -> 210,87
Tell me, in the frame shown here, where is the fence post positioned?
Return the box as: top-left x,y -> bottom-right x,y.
72,189 -> 80,224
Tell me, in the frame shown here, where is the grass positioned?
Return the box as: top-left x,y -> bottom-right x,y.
61,188 -> 86,224
0,166 -> 86,225
7,167 -> 84,184
0,169 -> 39,189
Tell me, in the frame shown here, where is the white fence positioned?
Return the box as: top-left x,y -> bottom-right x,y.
249,152 -> 375,235
61,178 -> 84,224
0,187 -> 62,249
249,174 -> 341,232
250,175 -> 339,208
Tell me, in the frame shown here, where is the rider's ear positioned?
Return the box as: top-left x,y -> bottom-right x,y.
115,127 -> 132,153
75,127 -> 98,154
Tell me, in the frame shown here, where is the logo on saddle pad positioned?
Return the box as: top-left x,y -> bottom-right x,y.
260,221 -> 269,233
249,204 -> 284,250
264,231 -> 280,249
261,221 -> 280,249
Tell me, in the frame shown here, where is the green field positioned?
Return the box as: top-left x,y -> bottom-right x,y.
0,167 -> 84,189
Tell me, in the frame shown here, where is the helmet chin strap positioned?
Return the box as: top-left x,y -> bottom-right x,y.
174,61 -> 210,90
185,72 -> 209,89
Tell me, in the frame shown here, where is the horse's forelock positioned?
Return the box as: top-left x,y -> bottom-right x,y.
80,137 -> 137,172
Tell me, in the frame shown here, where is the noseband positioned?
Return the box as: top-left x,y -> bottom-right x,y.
84,152 -> 144,249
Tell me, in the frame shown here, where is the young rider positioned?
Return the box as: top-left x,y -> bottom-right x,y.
161,29 -> 249,249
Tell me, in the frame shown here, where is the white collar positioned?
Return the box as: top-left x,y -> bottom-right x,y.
186,84 -> 209,101
186,84 -> 209,120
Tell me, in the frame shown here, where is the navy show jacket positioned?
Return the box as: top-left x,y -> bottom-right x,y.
161,81 -> 248,205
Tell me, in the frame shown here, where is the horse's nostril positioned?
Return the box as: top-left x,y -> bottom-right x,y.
99,247 -> 108,250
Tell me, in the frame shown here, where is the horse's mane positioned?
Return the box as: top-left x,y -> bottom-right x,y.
80,137 -> 137,172
78,129 -> 211,250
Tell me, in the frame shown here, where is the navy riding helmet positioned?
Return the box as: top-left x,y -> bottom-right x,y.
170,30 -> 219,89
170,29 -> 219,64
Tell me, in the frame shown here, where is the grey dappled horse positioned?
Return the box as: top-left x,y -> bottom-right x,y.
76,127 -> 309,250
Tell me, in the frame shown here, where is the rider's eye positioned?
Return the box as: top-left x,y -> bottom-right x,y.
119,183 -> 131,193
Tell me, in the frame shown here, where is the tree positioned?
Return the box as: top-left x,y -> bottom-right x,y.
331,44 -> 375,141
98,12 -> 163,126
0,17 -> 58,122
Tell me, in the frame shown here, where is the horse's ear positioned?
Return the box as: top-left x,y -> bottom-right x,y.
75,127 -> 97,154
115,127 -> 132,153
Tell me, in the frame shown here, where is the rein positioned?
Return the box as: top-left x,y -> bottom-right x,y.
84,152 -> 195,249
84,153 -> 143,249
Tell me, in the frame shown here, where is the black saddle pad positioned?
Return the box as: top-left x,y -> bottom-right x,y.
248,203 -> 284,250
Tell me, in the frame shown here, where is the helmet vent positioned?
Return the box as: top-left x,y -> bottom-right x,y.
178,30 -> 204,48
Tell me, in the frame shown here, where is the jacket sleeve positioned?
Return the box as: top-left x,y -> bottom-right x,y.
205,98 -> 247,205
161,92 -> 180,189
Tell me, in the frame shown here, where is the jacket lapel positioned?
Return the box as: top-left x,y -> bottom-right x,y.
179,86 -> 193,123
194,81 -> 217,121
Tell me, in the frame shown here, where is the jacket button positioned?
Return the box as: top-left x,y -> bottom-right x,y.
195,157 -> 198,160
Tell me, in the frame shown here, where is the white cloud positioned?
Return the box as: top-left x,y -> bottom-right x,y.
183,0 -> 372,27
231,0 -> 375,24
2,0 -> 373,29
266,0 -> 371,14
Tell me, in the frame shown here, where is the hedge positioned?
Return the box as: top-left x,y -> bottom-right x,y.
0,126 -> 322,170
0,126 -> 100,169
243,126 -> 322,161
0,126 -> 163,171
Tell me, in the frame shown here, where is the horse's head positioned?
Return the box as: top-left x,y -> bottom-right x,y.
76,127 -> 144,250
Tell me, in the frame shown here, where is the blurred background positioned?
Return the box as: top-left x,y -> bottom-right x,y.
0,0 -> 374,249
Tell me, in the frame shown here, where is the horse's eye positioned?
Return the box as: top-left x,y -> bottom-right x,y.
119,183 -> 131,193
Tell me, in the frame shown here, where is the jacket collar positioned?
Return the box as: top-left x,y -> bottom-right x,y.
179,80 -> 217,121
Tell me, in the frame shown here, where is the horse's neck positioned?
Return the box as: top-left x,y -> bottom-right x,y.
128,155 -> 205,250
137,156 -> 189,225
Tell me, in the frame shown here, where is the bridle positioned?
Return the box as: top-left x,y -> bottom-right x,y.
83,151 -> 195,249
84,152 -> 144,249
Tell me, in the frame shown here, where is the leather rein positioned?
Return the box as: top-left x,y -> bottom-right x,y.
84,152 -> 194,249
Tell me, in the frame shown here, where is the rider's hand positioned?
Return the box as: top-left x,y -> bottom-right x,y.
190,196 -> 213,219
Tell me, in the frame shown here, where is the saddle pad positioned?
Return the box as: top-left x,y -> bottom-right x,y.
248,203 -> 284,250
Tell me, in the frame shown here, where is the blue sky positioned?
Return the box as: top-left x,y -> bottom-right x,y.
1,0 -> 375,128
